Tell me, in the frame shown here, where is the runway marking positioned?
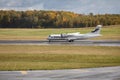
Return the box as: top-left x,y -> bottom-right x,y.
20,71 -> 27,75
72,69 -> 90,73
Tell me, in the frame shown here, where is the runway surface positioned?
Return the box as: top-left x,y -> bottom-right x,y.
0,40 -> 120,46
0,66 -> 120,80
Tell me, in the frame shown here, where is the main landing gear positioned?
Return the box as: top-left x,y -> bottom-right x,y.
68,40 -> 74,42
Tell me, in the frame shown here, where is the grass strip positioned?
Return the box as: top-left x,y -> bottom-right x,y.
0,45 -> 120,70
0,54 -> 120,70
0,25 -> 120,40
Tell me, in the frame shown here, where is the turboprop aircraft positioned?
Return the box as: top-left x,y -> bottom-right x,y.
47,25 -> 102,42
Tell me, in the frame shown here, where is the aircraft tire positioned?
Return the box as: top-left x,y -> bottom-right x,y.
68,40 -> 74,42
48,40 -> 51,42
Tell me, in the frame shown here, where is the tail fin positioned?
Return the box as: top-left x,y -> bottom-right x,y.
91,25 -> 102,34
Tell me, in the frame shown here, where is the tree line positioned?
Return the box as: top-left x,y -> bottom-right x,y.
0,10 -> 120,28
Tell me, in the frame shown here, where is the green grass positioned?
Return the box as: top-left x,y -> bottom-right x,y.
0,45 -> 120,71
0,45 -> 120,55
0,25 -> 120,40
0,53 -> 120,70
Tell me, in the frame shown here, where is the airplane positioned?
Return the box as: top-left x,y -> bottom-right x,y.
47,25 -> 102,42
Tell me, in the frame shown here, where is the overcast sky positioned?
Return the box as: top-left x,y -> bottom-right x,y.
0,0 -> 120,14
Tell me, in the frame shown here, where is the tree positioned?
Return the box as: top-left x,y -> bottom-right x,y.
0,10 -> 120,28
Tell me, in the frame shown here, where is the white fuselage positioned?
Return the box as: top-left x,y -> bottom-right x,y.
48,32 -> 101,42
47,25 -> 102,42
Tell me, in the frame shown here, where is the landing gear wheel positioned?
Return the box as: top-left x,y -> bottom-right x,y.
49,40 -> 51,42
68,40 -> 74,42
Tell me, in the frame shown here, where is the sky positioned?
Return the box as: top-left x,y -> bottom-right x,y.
0,0 -> 120,14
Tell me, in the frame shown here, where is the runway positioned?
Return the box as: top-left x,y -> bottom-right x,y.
0,66 -> 120,80
0,40 -> 120,46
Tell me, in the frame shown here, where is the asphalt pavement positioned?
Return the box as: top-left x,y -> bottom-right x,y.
0,40 -> 120,46
0,66 -> 120,80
